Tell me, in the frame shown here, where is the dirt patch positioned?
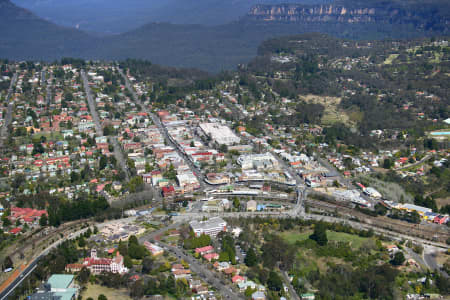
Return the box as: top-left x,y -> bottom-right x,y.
383,54 -> 399,65
435,251 -> 449,267
300,94 -> 351,125
435,198 -> 450,209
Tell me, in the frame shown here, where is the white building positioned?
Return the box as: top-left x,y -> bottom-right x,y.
237,153 -> 279,170
364,187 -> 382,198
176,172 -> 200,190
189,217 -> 227,237
199,123 -> 240,146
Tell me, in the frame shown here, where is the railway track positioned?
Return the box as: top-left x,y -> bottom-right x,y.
3,219 -> 92,264
306,199 -> 450,243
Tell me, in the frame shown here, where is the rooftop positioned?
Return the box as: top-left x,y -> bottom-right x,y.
47,274 -> 74,289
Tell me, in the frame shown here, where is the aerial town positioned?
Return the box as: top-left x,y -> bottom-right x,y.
0,34 -> 449,300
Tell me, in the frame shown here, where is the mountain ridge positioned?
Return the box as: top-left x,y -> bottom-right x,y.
0,0 -> 449,72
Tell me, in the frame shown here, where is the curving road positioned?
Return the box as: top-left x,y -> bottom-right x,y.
0,226 -> 90,300
137,221 -> 243,299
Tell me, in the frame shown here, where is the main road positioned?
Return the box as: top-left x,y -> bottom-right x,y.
117,68 -> 207,190
0,226 -> 91,300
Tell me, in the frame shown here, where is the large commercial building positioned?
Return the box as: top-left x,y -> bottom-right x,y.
199,123 -> 240,146
189,217 -> 227,237
237,153 -> 279,170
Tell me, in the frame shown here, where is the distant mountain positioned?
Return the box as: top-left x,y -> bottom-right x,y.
0,0 -> 94,61
0,0 -> 448,72
94,0 -> 448,71
11,0 -> 329,34
245,0 -> 450,37
91,22 -> 315,71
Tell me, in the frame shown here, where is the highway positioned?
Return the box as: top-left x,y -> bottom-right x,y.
0,226 -> 90,300
1,217 -> 145,299
81,70 -> 130,181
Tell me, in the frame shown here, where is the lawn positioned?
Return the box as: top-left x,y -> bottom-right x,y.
32,131 -> 63,141
82,283 -> 132,300
383,54 -> 399,65
281,231 -> 311,244
300,94 -> 351,126
281,230 -> 369,249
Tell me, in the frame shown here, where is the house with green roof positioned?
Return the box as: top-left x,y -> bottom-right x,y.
29,274 -> 78,300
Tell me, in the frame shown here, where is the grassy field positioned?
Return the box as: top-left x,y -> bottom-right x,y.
32,131 -> 63,141
82,283 -> 132,300
383,54 -> 399,65
300,94 -> 351,126
281,230 -> 369,249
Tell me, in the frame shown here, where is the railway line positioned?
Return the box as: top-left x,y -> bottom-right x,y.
2,218 -> 92,267
305,199 -> 450,243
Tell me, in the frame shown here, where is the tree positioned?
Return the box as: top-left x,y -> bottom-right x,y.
39,214 -> 48,227
267,271 -> 283,291
98,295 -> 107,300
123,255 -> 133,268
383,158 -> 393,169
2,256 -> 13,270
99,155 -> 108,170
245,247 -> 258,267
233,198 -> 240,209
78,236 -> 86,248
2,215 -> 11,227
130,280 -> 145,299
245,286 -> 256,297
77,267 -> 90,284
128,235 -> 138,246
142,256 -> 154,274
176,278 -> 188,297
218,251 -> 229,262
70,171 -> 80,183
309,222 -> 328,246
128,243 -> 147,259
166,275 -> 176,295
391,251 -> 405,266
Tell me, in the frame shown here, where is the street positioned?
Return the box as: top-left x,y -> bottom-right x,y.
118,68 -> 207,189
81,70 -> 130,181
0,73 -> 18,148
